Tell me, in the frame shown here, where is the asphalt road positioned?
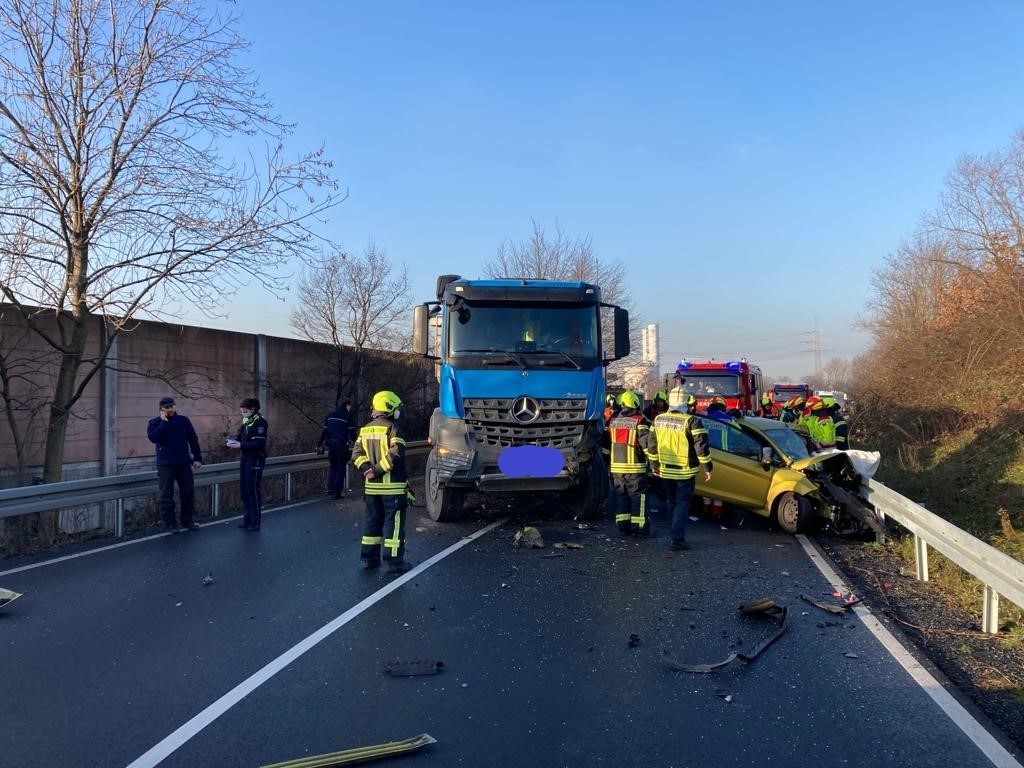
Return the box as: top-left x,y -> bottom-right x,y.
1,490 -> 1019,768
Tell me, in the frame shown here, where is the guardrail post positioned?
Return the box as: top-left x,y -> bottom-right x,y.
212,484 -> 220,518
285,472 -> 292,502
983,586 -> 1000,634
914,534 -> 929,582
115,498 -> 124,538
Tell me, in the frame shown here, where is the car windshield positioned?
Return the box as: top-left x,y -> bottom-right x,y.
760,426 -> 811,462
681,374 -> 741,398
448,302 -> 600,365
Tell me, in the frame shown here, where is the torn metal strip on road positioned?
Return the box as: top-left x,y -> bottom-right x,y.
663,598 -> 790,674
260,733 -> 437,768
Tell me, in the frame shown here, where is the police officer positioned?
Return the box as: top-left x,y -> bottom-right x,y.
602,391 -> 651,536
226,398 -> 268,531
318,399 -> 356,498
641,386 -> 712,551
352,391 -> 410,574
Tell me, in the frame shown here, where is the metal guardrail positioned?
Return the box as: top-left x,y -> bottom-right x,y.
0,441 -> 430,537
863,478 -> 1024,634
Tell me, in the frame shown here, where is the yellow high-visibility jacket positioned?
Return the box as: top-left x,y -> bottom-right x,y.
641,411 -> 712,480
351,415 -> 407,496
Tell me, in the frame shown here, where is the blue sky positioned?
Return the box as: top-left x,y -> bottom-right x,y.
191,1 -> 1024,379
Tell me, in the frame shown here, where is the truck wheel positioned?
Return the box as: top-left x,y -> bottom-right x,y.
426,450 -> 466,522
773,491 -> 813,534
564,453 -> 608,520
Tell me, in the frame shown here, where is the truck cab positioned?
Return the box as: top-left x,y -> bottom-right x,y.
674,359 -> 764,415
412,275 -> 629,521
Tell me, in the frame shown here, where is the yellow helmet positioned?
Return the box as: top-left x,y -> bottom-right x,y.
371,390 -> 402,414
710,395 -> 727,409
654,390 -> 668,403
618,391 -> 641,410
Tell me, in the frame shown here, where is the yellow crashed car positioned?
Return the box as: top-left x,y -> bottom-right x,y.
693,416 -> 878,535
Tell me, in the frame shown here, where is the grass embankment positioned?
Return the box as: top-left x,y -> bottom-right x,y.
870,416 -> 1024,643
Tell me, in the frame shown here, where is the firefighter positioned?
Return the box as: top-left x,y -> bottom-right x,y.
800,396 -> 823,432
686,394 -> 697,414
805,398 -> 837,452
603,394 -> 620,426
760,392 -> 773,418
641,386 -> 712,551
352,390 -> 411,574
702,395 -> 733,520
779,396 -> 804,424
823,396 -> 849,448
602,391 -> 651,536
643,390 -> 669,423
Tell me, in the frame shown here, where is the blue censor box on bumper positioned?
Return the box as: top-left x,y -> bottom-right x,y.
498,445 -> 565,478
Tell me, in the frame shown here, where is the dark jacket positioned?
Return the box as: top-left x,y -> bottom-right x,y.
235,413 -> 269,459
319,407 -> 355,448
351,414 -> 407,495
147,414 -> 203,466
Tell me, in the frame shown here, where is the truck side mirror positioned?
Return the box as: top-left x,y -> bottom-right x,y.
612,307 -> 630,361
413,305 -> 432,357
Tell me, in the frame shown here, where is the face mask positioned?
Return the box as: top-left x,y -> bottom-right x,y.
392,409 -> 401,420
241,410 -> 253,423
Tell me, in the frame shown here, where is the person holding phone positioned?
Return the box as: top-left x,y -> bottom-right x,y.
147,396 -> 203,533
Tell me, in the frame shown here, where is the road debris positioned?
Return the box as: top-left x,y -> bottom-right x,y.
261,733 -> 437,767
553,542 -> 584,550
800,593 -> 858,615
663,598 -> 790,674
628,633 -> 641,648
384,660 -> 444,677
202,574 -> 214,586
541,553 -> 565,559
512,526 -> 545,549
844,652 -> 860,659
0,587 -> 23,609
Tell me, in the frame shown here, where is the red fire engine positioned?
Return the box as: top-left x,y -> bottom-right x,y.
770,382 -> 814,416
672,359 -> 765,415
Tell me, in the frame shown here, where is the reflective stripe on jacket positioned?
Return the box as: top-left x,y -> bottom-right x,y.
604,411 -> 649,474
351,416 -> 407,495
641,411 -> 712,480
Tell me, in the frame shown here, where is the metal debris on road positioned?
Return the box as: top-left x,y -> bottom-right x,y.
800,593 -> 857,615
0,587 -> 23,609
844,652 -> 860,659
553,542 -> 584,550
202,574 -> 213,586
260,733 -> 437,767
664,598 -> 790,674
384,660 -> 444,677
628,633 -> 641,648
512,526 -> 545,549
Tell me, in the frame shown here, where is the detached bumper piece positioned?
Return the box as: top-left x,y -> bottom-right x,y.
261,733 -> 437,768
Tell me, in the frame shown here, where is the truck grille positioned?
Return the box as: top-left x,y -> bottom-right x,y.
462,397 -> 587,449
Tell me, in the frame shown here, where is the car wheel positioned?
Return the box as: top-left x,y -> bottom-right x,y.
773,491 -> 813,534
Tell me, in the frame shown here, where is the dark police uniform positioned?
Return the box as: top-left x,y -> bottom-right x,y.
319,406 -> 355,497
236,411 -> 269,530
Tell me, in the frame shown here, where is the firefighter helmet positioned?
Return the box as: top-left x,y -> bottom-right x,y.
792,396 -> 806,410
667,386 -> 688,410
654,390 -> 668,403
807,396 -> 827,412
618,391 -> 641,410
709,395 -> 727,410
371,390 -> 402,414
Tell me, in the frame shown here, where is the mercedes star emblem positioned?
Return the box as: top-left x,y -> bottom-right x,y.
511,396 -> 541,424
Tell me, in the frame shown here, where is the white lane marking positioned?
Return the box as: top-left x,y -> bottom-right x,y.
126,518 -> 506,768
796,534 -> 1022,768
0,499 -> 322,577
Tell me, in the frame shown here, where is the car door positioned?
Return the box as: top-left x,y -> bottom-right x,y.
696,417 -> 774,511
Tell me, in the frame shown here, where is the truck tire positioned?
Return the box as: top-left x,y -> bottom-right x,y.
425,450 -> 466,522
564,453 -> 608,520
773,491 -> 814,534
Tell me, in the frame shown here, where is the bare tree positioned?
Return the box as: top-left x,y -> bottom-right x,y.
485,219 -> 642,372
0,0 -> 341,481
290,243 -> 412,415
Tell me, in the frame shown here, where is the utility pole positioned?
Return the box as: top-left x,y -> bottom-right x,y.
812,319 -> 822,380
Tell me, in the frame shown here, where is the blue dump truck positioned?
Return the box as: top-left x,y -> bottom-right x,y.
412,274 -> 630,521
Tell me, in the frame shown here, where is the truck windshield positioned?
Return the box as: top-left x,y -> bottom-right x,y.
773,387 -> 807,400
448,302 -> 599,365
681,374 -> 741,397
